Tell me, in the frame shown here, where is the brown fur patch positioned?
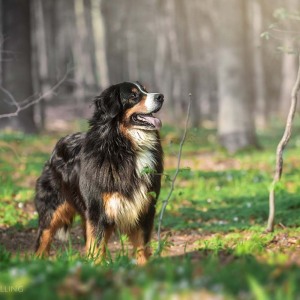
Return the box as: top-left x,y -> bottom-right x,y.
119,95 -> 155,141
123,96 -> 148,122
102,192 -> 119,220
128,229 -> 151,265
119,123 -> 131,140
102,193 -> 112,205
35,202 -> 76,257
36,229 -> 51,257
131,87 -> 138,94
85,220 -> 113,263
50,202 -> 76,228
85,220 -> 95,254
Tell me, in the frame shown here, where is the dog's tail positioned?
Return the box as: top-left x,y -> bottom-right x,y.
55,225 -> 70,242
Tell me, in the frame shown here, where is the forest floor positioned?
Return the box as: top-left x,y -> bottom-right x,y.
1,122 -> 300,299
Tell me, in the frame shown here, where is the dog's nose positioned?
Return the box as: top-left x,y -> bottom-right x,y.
155,94 -> 164,103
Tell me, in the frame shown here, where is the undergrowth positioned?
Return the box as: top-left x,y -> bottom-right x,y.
1,123 -> 300,299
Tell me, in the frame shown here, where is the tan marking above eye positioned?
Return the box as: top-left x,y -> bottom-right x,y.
131,88 -> 138,94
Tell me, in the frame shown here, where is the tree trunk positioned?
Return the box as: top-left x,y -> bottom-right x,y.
84,0 -> 100,91
102,0 -> 128,84
278,0 -> 298,119
32,0 -> 51,130
72,0 -> 86,110
260,0 -> 281,118
279,46 -> 297,119
251,0 -> 267,129
92,0 -> 109,89
1,0 -> 37,133
163,0 -> 182,121
74,0 -> 95,88
217,0 -> 258,153
174,0 -> 200,127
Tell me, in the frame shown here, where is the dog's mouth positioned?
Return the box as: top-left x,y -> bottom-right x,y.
132,113 -> 162,130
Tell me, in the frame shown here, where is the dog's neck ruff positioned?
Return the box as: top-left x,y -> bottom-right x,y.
128,128 -> 158,150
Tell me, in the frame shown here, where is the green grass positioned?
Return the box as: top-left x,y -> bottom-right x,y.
1,123 -> 300,299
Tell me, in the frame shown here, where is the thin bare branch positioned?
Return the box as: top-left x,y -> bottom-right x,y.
0,70 -> 70,119
266,53 -> 300,232
156,93 -> 192,254
0,85 -> 18,106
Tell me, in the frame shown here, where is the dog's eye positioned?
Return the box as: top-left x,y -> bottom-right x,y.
131,92 -> 138,99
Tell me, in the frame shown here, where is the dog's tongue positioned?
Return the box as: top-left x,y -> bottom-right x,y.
138,115 -> 162,130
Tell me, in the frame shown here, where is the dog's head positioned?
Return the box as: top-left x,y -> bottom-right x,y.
93,81 -> 164,131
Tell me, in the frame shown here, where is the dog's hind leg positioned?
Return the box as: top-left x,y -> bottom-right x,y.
35,226 -> 52,257
35,202 -> 76,257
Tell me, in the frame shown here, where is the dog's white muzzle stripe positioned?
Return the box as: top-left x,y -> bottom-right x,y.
127,81 -> 160,113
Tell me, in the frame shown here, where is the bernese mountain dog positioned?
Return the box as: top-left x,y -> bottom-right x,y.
34,81 -> 164,265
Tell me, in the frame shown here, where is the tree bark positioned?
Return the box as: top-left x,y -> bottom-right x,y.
1,0 -> 37,133
279,49 -> 297,119
74,0 -> 95,88
32,0 -> 51,130
102,0 -> 128,84
279,0 -> 298,119
92,0 -> 110,89
174,0 -> 200,127
217,0 -> 258,153
84,0 -> 100,91
251,0 -> 267,129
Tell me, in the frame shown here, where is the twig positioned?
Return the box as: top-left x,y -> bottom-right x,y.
0,70 -> 70,119
156,93 -> 192,254
266,53 -> 300,232
0,85 -> 18,106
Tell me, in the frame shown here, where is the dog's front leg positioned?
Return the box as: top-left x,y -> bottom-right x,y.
128,202 -> 156,265
85,219 -> 113,263
128,228 -> 152,266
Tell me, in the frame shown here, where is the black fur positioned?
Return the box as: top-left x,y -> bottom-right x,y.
34,82 -> 164,261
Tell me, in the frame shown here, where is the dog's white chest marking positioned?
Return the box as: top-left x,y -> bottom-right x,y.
104,130 -> 157,231
105,185 -> 150,232
136,149 -> 155,178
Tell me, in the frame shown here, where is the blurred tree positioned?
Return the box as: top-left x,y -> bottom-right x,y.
174,0 -> 201,127
0,0 -> 296,131
278,0 -> 298,119
217,0 -> 258,152
250,0 -> 267,128
91,0 -> 109,90
102,0 -> 128,83
193,0 -> 218,123
0,0 -> 37,133
32,0 -> 50,130
259,0 -> 282,118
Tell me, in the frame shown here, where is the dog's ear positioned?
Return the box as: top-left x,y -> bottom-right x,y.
94,84 -> 121,119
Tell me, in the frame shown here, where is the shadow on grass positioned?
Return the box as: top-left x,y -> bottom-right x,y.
161,192 -> 300,232
159,168 -> 300,232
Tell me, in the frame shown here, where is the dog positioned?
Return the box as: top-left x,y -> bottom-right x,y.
34,81 -> 164,265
